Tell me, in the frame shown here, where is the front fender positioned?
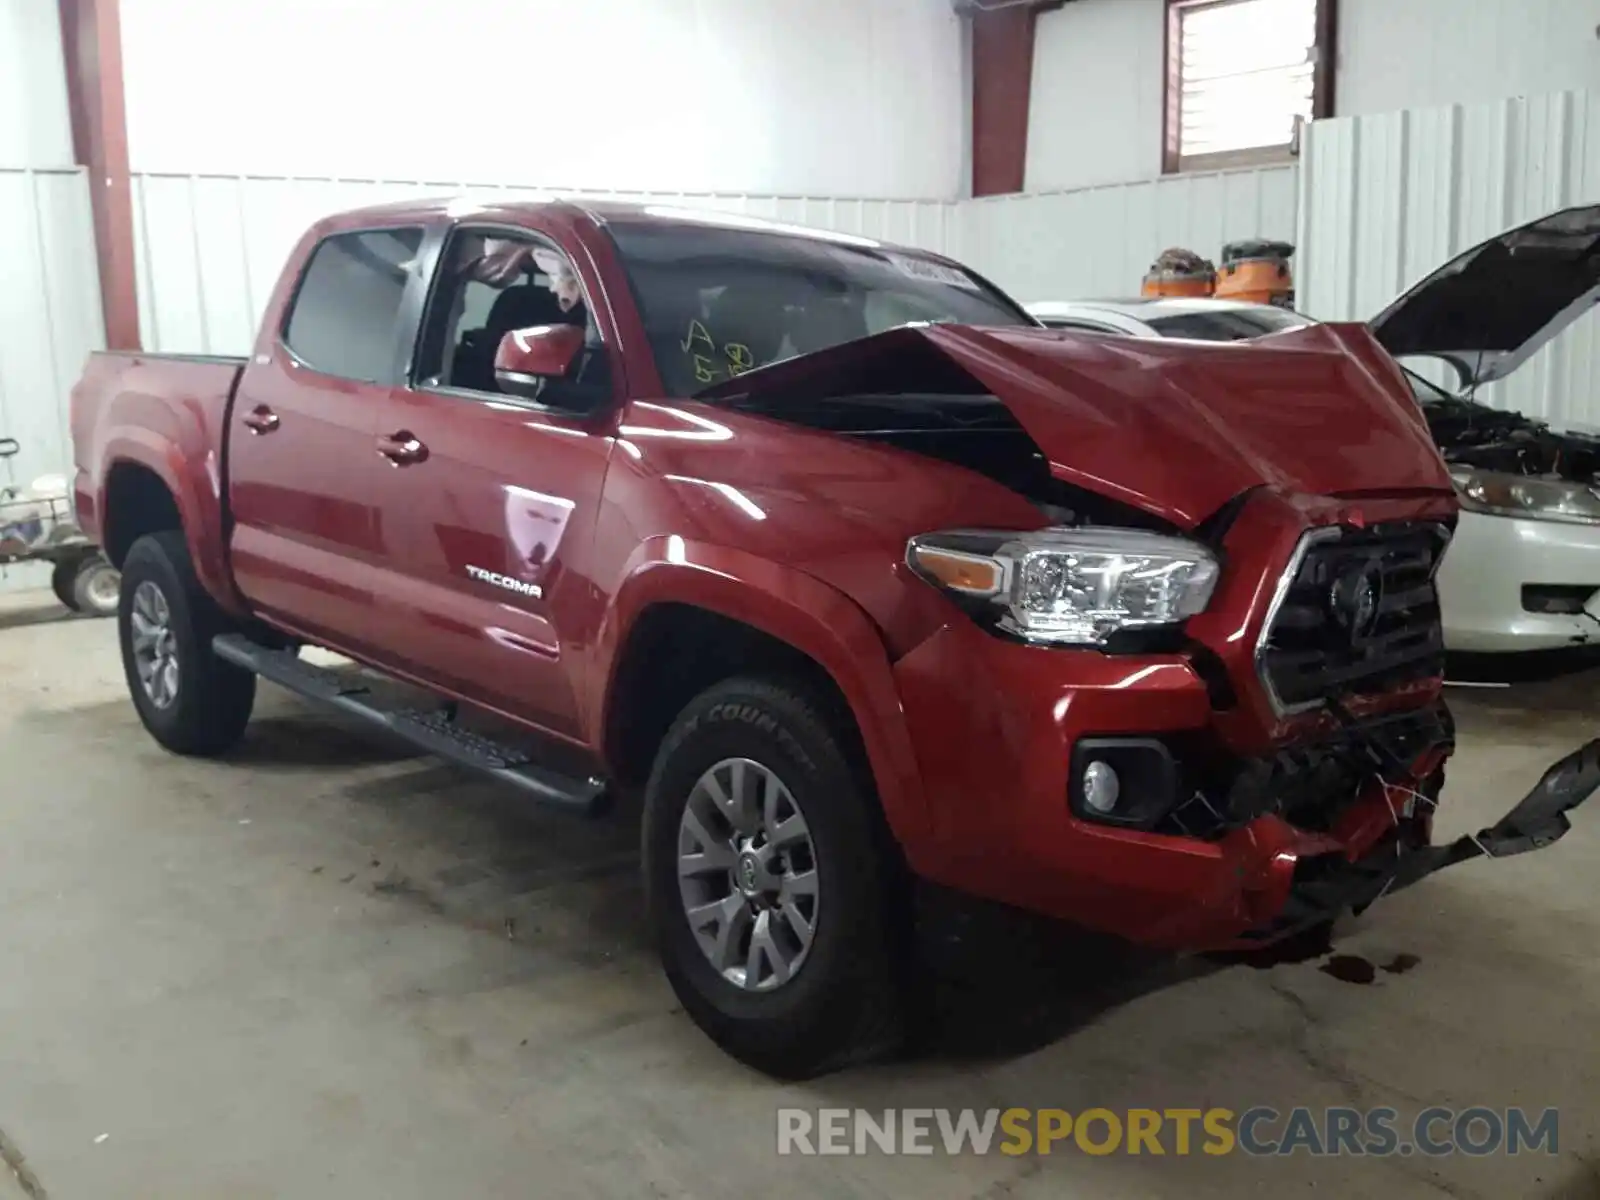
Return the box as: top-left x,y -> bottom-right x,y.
591,534 -> 931,852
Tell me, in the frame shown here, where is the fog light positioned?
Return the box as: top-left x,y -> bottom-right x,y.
1082,760 -> 1121,814
1069,737 -> 1182,830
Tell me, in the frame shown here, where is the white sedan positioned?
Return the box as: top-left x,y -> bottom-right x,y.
1029,207 -> 1600,654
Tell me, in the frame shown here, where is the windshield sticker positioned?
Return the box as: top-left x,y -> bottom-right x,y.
882,252 -> 981,290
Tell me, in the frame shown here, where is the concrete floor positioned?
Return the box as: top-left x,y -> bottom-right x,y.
1,590 -> 1598,1199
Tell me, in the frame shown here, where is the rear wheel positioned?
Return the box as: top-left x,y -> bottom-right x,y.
118,531 -> 255,756
642,677 -> 904,1078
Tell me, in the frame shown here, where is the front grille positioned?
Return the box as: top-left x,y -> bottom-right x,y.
1257,522 -> 1449,714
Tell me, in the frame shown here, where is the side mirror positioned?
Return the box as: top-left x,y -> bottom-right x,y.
495,324 -> 584,400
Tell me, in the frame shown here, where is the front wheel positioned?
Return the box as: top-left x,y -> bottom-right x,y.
118,531 -> 255,756
642,677 -> 905,1078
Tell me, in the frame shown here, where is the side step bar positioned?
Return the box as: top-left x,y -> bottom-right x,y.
212,634 -> 608,815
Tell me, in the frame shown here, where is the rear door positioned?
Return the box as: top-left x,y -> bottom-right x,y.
228,225 -> 425,655
366,223 -> 620,739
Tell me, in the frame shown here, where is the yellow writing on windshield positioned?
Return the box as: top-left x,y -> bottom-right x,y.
725,343 -> 754,376
681,320 -> 715,354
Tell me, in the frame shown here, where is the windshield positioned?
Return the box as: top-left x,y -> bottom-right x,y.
606,220 -> 1032,396
1145,306 -> 1312,341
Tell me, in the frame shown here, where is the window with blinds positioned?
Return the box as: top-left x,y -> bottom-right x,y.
1166,0 -> 1327,171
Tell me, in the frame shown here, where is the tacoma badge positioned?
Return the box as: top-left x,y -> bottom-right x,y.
465,565 -> 542,599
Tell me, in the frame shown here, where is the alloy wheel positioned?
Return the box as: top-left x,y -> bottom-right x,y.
130,580 -> 180,709
676,757 -> 820,991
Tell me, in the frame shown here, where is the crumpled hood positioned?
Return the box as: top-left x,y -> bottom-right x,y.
700,322 -> 1452,530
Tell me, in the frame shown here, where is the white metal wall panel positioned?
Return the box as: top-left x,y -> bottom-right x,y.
1339,0 -> 1600,120
0,167 -> 104,589
121,0 -> 964,200
0,0 -> 73,170
132,174 -> 959,356
958,165 -> 1299,304
1298,90 -> 1600,425
1025,0 -> 1165,194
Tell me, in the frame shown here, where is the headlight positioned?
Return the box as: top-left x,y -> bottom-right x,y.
1452,469 -> 1600,525
906,526 -> 1220,647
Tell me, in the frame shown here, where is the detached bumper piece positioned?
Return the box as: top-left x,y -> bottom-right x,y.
1245,738 -> 1600,941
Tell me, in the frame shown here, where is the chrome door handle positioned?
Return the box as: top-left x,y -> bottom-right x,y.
241,406 -> 280,434
376,431 -> 428,466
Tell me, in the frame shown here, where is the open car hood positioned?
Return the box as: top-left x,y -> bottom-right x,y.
1368,203 -> 1600,389
699,322 -> 1450,530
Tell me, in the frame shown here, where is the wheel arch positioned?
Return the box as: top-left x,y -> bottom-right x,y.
594,539 -> 930,851
98,444 -> 243,615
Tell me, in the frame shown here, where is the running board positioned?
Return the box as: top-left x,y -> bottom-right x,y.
212,634 -> 608,815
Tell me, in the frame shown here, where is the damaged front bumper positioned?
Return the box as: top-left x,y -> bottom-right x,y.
1237,738 -> 1600,944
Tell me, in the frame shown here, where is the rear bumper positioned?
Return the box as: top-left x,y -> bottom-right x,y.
71,467 -> 100,547
1438,510 -> 1600,652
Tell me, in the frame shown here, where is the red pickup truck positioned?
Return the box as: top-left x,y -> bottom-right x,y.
71,199 -> 1600,1077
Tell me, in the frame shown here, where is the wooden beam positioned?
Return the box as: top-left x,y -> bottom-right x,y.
969,2 -> 1063,197
58,0 -> 140,350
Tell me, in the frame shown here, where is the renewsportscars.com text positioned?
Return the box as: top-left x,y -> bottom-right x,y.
776,1106 -> 1559,1158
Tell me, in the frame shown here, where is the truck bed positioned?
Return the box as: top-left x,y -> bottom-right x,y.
69,350 -> 246,552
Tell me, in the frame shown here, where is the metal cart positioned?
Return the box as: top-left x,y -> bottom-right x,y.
0,437 -> 119,616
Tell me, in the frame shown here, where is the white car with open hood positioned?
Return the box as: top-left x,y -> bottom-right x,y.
1028,204 -> 1600,654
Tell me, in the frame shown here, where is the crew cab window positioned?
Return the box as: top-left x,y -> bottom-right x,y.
412,229 -> 611,410
282,227 -> 423,383
605,220 -> 1031,397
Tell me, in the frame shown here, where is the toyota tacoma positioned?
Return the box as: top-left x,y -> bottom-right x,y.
71,199 -> 1600,1077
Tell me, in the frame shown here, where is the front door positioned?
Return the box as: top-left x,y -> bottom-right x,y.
228,225 -> 426,657
369,226 -> 618,740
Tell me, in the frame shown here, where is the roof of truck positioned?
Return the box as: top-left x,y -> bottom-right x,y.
316,195 -> 902,252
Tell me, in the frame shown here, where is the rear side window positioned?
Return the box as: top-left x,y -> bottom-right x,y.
283,227 -> 424,383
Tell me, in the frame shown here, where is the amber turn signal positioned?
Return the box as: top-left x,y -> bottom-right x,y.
908,545 -> 1005,596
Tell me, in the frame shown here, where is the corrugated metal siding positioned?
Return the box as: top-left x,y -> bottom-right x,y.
0,167 -> 104,590
1338,0 -> 1600,120
121,0 -> 965,198
1298,90 -> 1600,424
131,174 -> 959,356
0,0 -> 74,170
957,164 -> 1300,303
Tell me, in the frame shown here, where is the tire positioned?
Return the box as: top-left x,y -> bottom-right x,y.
50,556 -> 82,611
118,530 -> 255,756
71,554 -> 120,617
642,677 -> 904,1078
